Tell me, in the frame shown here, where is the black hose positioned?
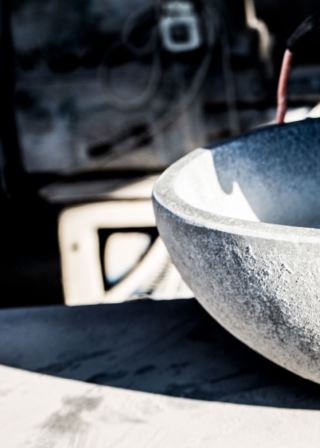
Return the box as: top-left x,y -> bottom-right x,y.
287,9 -> 320,54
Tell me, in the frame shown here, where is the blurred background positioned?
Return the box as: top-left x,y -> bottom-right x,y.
1,0 -> 320,307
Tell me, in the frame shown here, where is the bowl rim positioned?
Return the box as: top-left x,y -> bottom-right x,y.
153,119 -> 320,245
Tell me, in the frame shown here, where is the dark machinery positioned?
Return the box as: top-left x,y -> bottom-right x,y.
1,0 -> 320,306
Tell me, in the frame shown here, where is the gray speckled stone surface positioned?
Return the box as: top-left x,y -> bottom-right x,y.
153,118 -> 320,384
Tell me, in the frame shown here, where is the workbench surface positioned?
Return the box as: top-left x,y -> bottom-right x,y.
0,299 -> 320,447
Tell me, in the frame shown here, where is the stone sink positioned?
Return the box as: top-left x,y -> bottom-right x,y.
153,118 -> 320,384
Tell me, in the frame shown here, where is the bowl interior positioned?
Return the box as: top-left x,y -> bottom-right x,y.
174,120 -> 320,228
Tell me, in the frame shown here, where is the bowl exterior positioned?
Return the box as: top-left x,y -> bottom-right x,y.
153,198 -> 320,384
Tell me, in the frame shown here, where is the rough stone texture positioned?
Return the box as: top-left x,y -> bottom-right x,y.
153,118 -> 320,384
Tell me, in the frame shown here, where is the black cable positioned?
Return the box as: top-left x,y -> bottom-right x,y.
287,9 -> 320,55
98,5 -> 161,111
95,1 -> 216,160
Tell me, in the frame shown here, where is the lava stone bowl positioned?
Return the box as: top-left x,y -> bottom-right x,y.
153,118 -> 320,383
